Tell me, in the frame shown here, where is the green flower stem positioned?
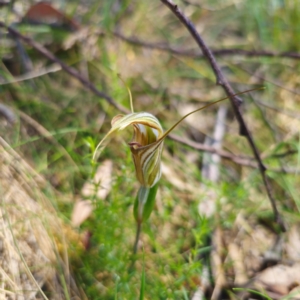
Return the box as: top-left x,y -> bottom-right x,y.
133,221 -> 142,256
130,184 -> 158,271
129,221 -> 142,273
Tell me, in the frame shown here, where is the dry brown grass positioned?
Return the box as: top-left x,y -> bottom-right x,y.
0,137 -> 82,300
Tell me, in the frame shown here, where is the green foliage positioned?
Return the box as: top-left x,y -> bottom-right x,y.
134,184 -> 159,223
1,0 -> 300,299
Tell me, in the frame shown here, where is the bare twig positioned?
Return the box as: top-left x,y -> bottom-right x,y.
160,0 -> 286,231
0,64 -> 61,85
170,133 -> 255,162
212,49 -> 300,59
0,22 -> 128,114
169,133 -> 256,167
113,30 -> 197,56
113,31 -> 300,60
169,134 -> 297,173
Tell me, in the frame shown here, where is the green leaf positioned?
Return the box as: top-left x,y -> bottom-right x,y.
134,184 -> 158,223
142,183 -> 158,221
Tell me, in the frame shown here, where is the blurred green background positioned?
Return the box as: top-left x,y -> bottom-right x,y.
1,0 -> 300,299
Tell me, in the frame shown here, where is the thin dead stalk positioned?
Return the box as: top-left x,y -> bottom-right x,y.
160,0 -> 286,231
113,30 -> 300,60
0,21 -> 127,114
169,133 -> 298,173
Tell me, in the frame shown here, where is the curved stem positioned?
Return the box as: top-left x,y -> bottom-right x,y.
129,221 -> 142,273
133,221 -> 142,256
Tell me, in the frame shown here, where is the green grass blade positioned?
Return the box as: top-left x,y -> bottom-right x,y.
139,252 -> 146,300
233,288 -> 272,300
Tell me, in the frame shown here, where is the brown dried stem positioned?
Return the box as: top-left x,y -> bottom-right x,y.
114,30 -> 300,60
0,21 -> 127,114
169,134 -> 297,173
160,0 -> 286,231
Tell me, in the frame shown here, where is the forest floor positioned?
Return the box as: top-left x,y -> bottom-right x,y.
0,1 -> 300,299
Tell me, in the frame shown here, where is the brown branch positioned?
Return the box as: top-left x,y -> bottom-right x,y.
113,30 -> 197,56
212,49 -> 300,59
0,21 -> 128,114
161,0 -> 286,231
113,31 -> 300,60
169,133 -> 259,167
169,134 -> 298,173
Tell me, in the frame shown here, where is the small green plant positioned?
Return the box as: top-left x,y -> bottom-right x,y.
93,85 -> 261,268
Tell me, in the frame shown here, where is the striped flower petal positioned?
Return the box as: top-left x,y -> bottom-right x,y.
93,112 -> 164,188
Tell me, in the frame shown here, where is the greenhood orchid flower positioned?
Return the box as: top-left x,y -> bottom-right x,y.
93,112 -> 164,188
